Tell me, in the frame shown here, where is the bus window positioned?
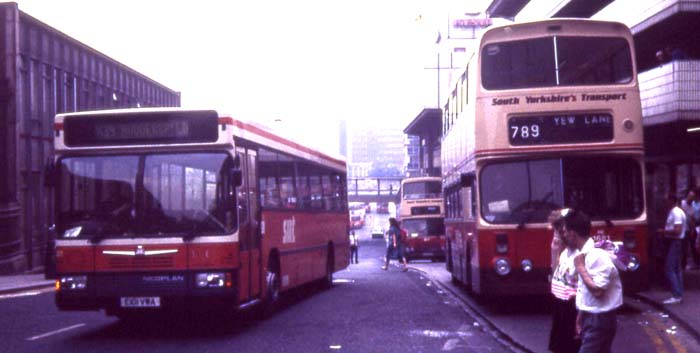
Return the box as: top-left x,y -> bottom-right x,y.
480,159 -> 563,224
402,218 -> 445,238
480,157 -> 643,224
296,169 -> 310,209
309,173 -> 323,209
556,37 -> 632,85
481,36 -> 632,89
259,148 -> 280,208
279,161 -> 296,209
322,174 -> 332,211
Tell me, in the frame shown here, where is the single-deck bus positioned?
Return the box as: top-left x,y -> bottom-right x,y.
398,177 -> 446,262
442,19 -> 647,296
50,108 -> 349,317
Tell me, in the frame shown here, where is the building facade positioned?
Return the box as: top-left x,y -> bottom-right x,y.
348,123 -> 407,177
405,11 -> 493,177
0,3 -> 180,274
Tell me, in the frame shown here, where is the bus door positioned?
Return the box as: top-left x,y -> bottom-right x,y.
237,148 -> 262,300
461,173 -> 477,289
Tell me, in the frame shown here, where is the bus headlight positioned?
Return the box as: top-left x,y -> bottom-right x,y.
521,259 -> 533,272
58,275 -> 87,290
195,272 -> 232,288
495,258 -> 511,276
626,255 -> 640,271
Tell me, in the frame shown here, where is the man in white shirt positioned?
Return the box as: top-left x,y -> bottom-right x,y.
563,209 -> 622,353
349,231 -> 359,264
659,194 -> 686,304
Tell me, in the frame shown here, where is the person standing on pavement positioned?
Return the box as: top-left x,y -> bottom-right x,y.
548,209 -> 582,353
565,209 -> 622,353
349,231 -> 359,264
659,193 -> 686,304
681,189 -> 700,270
382,217 -> 408,271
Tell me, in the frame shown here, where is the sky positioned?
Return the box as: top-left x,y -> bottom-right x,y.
13,0 -> 491,155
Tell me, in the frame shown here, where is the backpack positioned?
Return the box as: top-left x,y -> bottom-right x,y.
400,229 -> 408,243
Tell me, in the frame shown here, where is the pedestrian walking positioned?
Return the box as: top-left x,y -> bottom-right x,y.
548,209 -> 582,353
349,231 -> 359,264
659,193 -> 686,304
565,209 -> 622,353
382,217 -> 408,271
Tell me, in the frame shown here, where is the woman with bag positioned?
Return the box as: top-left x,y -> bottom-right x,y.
382,217 -> 408,272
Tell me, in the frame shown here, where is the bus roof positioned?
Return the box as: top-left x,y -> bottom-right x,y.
481,18 -> 633,45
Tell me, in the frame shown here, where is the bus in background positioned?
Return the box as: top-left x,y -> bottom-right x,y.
50,108 -> 349,317
398,177 -> 446,262
442,19 -> 647,296
349,202 -> 366,229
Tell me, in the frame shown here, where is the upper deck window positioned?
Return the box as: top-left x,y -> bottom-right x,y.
402,180 -> 442,200
481,36 -> 632,90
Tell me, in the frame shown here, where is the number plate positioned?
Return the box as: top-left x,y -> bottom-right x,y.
120,297 -> 161,308
508,113 -> 613,145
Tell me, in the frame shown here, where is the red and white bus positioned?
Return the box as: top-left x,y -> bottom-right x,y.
349,202 -> 366,229
398,177 -> 446,262
50,108 -> 349,317
442,19 -> 647,296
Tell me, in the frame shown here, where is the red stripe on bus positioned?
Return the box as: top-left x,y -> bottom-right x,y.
227,118 -> 346,167
476,143 -> 643,156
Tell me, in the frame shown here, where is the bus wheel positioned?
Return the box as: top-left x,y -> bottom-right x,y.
263,259 -> 281,316
323,247 -> 334,289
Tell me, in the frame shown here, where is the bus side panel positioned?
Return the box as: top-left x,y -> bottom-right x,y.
261,210 -> 348,291
445,220 -> 476,288
445,222 -> 463,282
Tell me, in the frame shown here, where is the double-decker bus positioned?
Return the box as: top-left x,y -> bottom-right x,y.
50,108 -> 349,317
442,19 -> 647,296
398,177 -> 446,262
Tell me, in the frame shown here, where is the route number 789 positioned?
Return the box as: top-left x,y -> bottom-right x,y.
511,125 -> 540,139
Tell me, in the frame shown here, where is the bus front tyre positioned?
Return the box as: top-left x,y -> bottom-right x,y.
263,270 -> 280,316
323,252 -> 334,289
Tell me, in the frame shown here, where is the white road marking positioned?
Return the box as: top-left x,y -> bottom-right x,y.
332,278 -> 354,283
442,338 -> 461,351
0,287 -> 53,300
26,323 -> 86,341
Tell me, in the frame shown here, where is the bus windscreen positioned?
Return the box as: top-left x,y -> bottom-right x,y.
480,156 -> 643,224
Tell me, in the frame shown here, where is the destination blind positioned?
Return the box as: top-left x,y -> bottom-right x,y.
63,110 -> 219,147
508,113 -> 613,146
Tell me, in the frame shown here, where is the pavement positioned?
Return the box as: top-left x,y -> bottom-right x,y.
633,266 -> 700,343
2,266 -> 700,346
